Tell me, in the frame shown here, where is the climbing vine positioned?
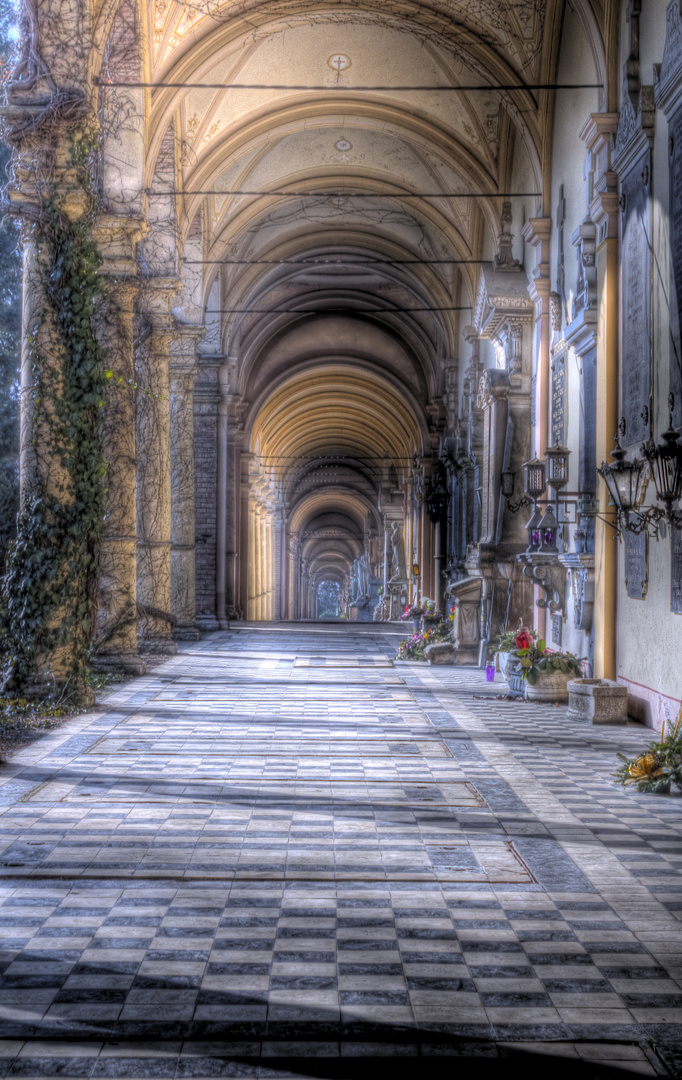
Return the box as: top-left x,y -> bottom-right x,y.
0,124 -> 108,701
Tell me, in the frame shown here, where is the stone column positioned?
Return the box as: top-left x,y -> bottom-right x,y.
247,497 -> 256,620
169,326 -> 203,641
583,113 -> 620,680
383,521 -> 391,597
91,215 -> 148,675
522,217 -> 553,460
194,356 -> 220,631
276,508 -> 286,621
522,217 -> 552,641
135,278 -> 180,654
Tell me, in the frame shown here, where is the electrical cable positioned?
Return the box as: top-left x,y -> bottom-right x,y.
149,189 -> 538,198
182,258 -> 487,265
205,305 -> 472,313
96,80 -> 602,91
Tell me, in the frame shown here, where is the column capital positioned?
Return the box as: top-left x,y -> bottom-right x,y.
139,276 -> 183,328
169,323 -> 205,378
93,214 -> 149,277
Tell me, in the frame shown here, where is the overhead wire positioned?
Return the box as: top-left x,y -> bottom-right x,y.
149,190 -> 539,198
205,305 -> 472,313
96,79 -> 602,91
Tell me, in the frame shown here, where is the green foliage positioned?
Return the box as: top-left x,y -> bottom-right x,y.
515,640 -> 583,686
0,0 -> 21,565
0,127 -> 108,700
0,695 -> 71,726
396,621 -> 450,661
493,627 -> 537,654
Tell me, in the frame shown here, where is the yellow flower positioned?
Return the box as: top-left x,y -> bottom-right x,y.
628,753 -> 657,779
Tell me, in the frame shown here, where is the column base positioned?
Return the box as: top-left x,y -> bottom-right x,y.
196,616 -> 219,632
91,652 -> 147,677
138,635 -> 179,655
173,626 -> 201,641
218,618 -> 231,630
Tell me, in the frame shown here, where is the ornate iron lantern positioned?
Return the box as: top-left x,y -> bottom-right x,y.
525,506 -> 543,553
538,504 -> 559,553
643,396 -> 682,526
523,457 -> 547,500
597,431 -> 645,518
544,441 -> 571,492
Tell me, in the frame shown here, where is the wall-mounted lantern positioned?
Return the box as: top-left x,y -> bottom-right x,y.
544,442 -> 571,492
643,396 -> 682,528
523,457 -> 547,500
538,504 -> 559,553
525,506 -> 543,553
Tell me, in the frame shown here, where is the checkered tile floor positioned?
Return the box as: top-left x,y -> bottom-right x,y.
0,623 -> 680,1076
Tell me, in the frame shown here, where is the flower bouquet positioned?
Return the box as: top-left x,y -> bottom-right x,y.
614,709 -> 682,794
515,638 -> 582,686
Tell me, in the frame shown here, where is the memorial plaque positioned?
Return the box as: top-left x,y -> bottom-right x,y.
672,524 -> 682,614
551,354 -> 566,445
620,151 -> 652,447
551,612 -> 563,646
669,107 -> 682,429
624,529 -> 648,600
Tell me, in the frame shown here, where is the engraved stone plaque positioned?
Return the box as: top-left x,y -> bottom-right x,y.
624,529 -> 648,600
551,612 -> 563,646
669,107 -> 682,429
672,524 -> 682,614
551,354 -> 566,445
620,152 -> 652,447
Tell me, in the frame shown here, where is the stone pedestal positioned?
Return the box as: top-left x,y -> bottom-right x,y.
567,679 -> 629,724
425,642 -> 455,665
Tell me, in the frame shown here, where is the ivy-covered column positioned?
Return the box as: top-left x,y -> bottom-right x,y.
135,278 -> 180,654
91,214 -> 147,675
169,326 -> 203,641
1,107 -> 108,697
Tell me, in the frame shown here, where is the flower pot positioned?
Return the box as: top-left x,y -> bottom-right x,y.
498,652 -> 510,678
525,669 -> 572,703
412,617 -> 420,631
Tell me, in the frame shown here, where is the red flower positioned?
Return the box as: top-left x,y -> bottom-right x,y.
515,629 -> 533,650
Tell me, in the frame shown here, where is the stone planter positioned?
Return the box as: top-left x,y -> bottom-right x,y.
524,669 -> 572,703
498,651 -> 511,678
567,678 -> 628,724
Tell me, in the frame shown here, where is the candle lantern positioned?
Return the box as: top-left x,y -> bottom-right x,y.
544,442 -> 571,491
523,457 -> 546,499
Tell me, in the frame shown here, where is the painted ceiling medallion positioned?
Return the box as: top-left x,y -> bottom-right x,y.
328,54 -> 351,72
335,139 -> 352,152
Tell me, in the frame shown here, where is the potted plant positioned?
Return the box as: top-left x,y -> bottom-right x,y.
401,603 -> 424,631
420,597 -> 439,632
493,624 -> 537,679
516,638 -> 583,702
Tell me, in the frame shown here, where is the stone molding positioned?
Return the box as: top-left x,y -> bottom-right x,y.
655,0 -> 682,116
580,113 -> 620,246
612,77 -> 655,179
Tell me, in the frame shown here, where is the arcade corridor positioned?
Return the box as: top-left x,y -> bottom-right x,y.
0,625 -> 680,1074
